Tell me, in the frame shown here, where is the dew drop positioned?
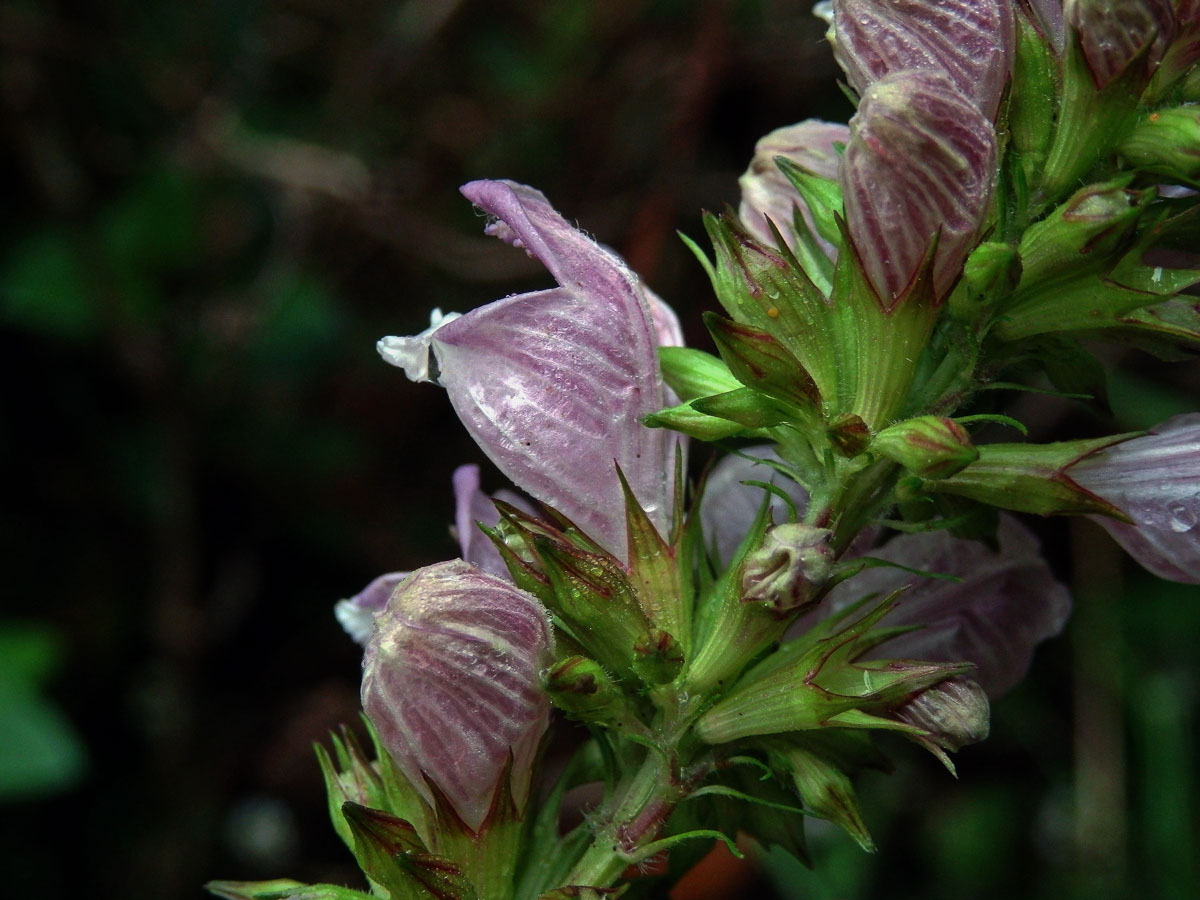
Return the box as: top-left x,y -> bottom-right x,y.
1166,501 -> 1197,533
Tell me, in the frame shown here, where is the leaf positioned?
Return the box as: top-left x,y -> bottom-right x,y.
205,881 -> 376,900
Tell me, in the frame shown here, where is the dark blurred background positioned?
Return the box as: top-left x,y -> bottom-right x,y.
1,2 -> 1196,899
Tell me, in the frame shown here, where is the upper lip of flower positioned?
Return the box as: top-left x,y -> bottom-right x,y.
377,179 -> 684,560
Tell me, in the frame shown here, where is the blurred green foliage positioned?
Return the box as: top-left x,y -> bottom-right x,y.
0,622 -> 87,798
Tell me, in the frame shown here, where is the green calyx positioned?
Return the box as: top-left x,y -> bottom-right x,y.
871,415 -> 979,480
921,434 -> 1140,518
693,594 -> 970,746
1120,105 -> 1200,182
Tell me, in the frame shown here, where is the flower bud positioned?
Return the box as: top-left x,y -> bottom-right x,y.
892,677 -> 990,771
832,0 -> 1014,118
738,119 -> 848,257
361,561 -> 553,833
828,412 -> 871,457
873,416 -> 979,479
631,628 -> 686,685
842,70 -> 997,307
924,435 -> 1132,518
822,516 -> 1071,697
1028,0 -> 1067,50
544,655 -> 630,723
1120,105 -> 1200,180
741,523 -> 834,613
1152,1 -> 1200,91
1065,0 -> 1175,89
770,742 -> 875,852
995,180 -> 1153,341
695,595 -> 970,745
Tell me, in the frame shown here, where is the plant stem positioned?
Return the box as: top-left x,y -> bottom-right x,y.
564,748 -> 680,887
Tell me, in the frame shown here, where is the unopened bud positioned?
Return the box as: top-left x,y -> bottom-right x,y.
1065,0 -> 1172,89
545,655 -> 627,721
632,628 -> 685,685
771,744 -> 875,852
362,561 -> 553,832
843,70 -> 996,307
873,416 -> 979,479
893,677 -> 991,754
949,242 -> 1021,325
828,412 -> 871,457
741,523 -> 833,613
1120,106 -> 1200,181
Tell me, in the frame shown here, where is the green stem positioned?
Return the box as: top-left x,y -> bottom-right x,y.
827,458 -> 899,555
563,749 -> 679,887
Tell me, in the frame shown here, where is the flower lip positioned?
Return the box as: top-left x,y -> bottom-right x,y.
376,308 -> 462,383
382,180 -> 680,558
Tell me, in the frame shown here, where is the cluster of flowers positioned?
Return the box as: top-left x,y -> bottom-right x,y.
211,1 -> 1200,898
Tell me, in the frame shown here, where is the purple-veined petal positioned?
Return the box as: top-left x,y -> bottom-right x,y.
1027,0 -> 1067,50
647,287 -> 685,349
1065,0 -> 1176,88
335,571 -> 408,644
336,466 -> 541,646
425,180 -> 675,556
823,516 -> 1072,696
842,69 -> 997,307
361,560 -> 554,832
834,0 -> 1014,118
452,463 -> 538,579
700,446 -> 811,565
1068,413 -> 1200,583
738,120 -> 849,257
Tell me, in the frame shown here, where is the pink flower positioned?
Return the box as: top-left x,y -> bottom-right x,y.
378,180 -> 682,558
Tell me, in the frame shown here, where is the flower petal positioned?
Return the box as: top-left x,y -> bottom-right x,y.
842,69 -> 997,306
377,308 -> 462,383
647,286 -> 685,349
834,0 -> 1014,118
1069,413 -> 1200,583
430,180 -> 675,555
1065,0 -> 1175,88
824,516 -> 1071,696
1028,0 -> 1067,50
361,560 -> 554,831
335,572 -> 407,644
738,120 -> 849,256
452,464 -> 521,579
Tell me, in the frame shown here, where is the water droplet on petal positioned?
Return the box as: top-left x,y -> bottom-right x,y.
1167,501 -> 1197,533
